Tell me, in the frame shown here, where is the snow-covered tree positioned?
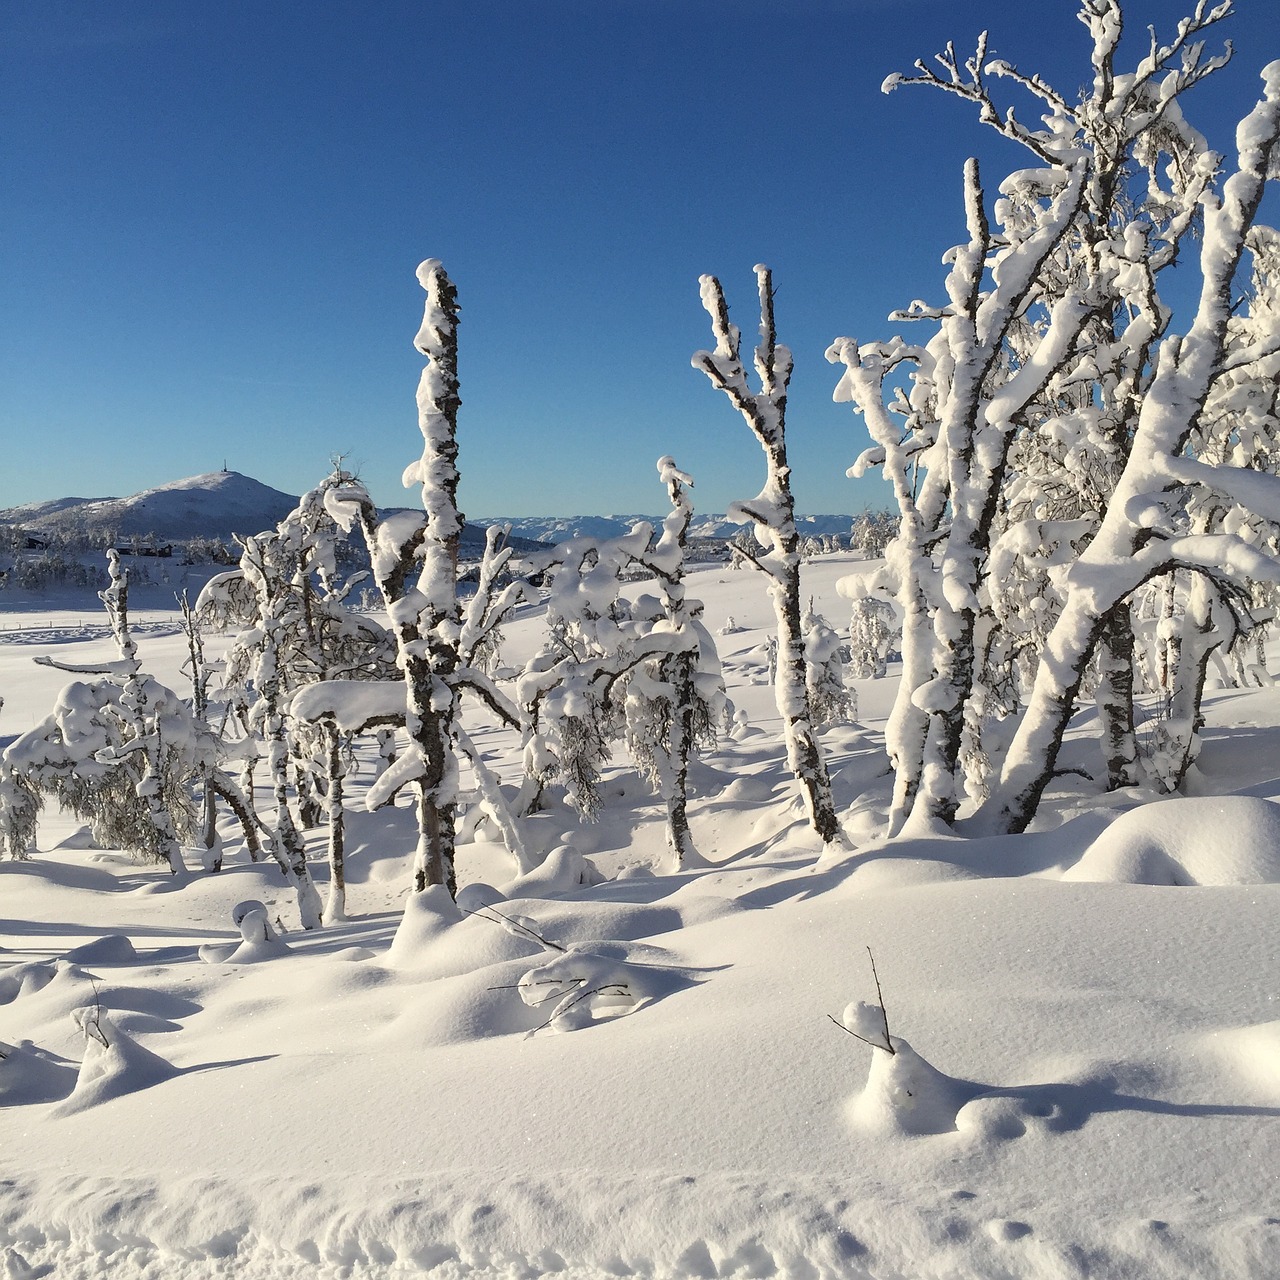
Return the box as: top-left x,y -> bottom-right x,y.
802,603 -> 856,729
694,267 -> 843,847
0,697 -> 40,860
223,531 -> 322,922
4,553 -> 200,870
624,456 -> 728,866
846,594 -> 897,681
321,260 -> 532,897
983,31 -> 1280,832
851,510 -> 895,559
204,467 -> 391,924
516,530 -> 650,820
178,591 -> 262,870
831,1 -> 1280,835
1143,223 -> 1280,789
830,153 -> 1089,834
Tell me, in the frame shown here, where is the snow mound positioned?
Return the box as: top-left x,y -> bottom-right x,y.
841,999 -> 892,1051
52,1009 -> 175,1116
198,901 -> 292,964
385,885 -> 465,967
500,844 -> 604,897
0,1039 -> 78,1105
63,934 -> 138,965
1196,1020 -> 1280,1100
516,939 -> 696,1034
386,887 -> 542,980
0,960 -> 56,1005
847,1035 -> 968,1136
1064,795 -> 1280,885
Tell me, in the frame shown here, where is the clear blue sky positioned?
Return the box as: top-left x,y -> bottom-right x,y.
2,1 -> 1276,517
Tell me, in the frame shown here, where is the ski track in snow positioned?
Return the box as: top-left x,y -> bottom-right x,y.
0,621 -> 183,647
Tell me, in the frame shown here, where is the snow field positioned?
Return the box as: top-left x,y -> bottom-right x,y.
1,555 -> 1279,1278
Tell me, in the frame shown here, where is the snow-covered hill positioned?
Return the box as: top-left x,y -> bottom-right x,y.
0,472 -> 549,554
1,471 -> 864,552
0,471 -> 301,542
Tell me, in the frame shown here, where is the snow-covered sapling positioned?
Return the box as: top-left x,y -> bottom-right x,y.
481,907 -> 695,1035
55,996 -> 176,1117
625,456 -> 728,867
803,602 -> 856,728
831,949 -> 965,1136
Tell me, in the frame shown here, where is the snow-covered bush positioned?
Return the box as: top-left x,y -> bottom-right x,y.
0,761 -> 41,860
517,534 -> 647,820
850,510 -> 895,559
846,595 -> 897,680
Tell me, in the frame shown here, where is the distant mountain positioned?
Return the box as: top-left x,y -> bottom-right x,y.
0,471 -> 301,542
0,472 -> 858,552
483,513 -> 859,544
0,471 -> 547,554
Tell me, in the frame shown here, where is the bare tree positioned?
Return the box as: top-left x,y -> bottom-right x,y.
323,260 -> 528,896
693,266 -> 842,846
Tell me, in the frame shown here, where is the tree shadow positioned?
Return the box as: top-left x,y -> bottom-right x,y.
1,1051 -> 279,1110
175,1053 -> 278,1079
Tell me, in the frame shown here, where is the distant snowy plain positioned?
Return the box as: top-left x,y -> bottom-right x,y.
2,554 -> 1278,1279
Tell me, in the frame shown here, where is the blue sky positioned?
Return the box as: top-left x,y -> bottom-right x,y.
2,1 -> 1276,518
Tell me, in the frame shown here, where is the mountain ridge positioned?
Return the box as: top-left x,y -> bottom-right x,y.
0,472 -> 861,548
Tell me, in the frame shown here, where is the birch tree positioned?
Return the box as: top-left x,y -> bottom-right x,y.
984,56 -> 1280,832
323,260 -> 530,896
694,267 -> 842,846
830,0 -> 1280,835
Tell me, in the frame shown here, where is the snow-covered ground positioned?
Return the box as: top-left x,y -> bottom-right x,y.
2,554 -> 1278,1280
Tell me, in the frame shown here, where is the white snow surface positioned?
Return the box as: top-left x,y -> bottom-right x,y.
1,553 -> 1279,1279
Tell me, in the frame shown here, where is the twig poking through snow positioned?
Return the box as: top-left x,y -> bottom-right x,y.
829,947 -> 896,1055
467,905 -> 568,953
868,946 -> 891,1050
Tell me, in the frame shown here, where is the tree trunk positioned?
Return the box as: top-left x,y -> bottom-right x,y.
209,774 -> 263,860
322,721 -> 346,924
265,713 -> 322,929
1152,573 -> 1218,792
665,652 -> 698,866
1094,600 -> 1140,790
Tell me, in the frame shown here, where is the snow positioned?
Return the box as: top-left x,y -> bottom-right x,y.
2,555 -> 1280,1279
1063,795 -> 1280,886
